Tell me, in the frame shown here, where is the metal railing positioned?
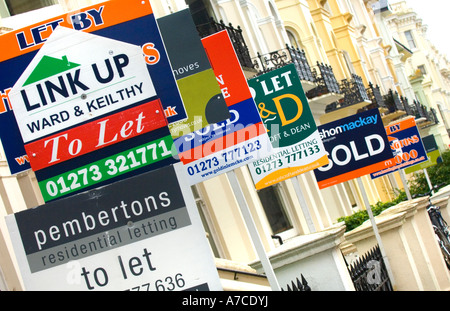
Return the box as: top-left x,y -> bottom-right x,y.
383,89 -> 404,113
366,86 -> 439,126
252,45 -> 315,82
340,73 -> 370,106
347,245 -> 393,291
323,73 -> 369,112
366,82 -> 385,108
306,62 -> 341,99
411,100 -> 439,125
281,274 -> 311,291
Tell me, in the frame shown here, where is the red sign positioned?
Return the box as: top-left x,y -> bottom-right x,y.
25,100 -> 167,171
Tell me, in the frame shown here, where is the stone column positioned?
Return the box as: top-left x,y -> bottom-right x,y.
345,198 -> 450,290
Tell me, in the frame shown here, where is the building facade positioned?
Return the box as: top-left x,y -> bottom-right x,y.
0,0 -> 449,290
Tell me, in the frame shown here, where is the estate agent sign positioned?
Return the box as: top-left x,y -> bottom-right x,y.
247,64 -> 328,190
9,27 -> 178,202
314,109 -> 395,189
171,30 -> 273,185
6,164 -> 222,291
371,117 -> 428,179
0,0 -> 184,174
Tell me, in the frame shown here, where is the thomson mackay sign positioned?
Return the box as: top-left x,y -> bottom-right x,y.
314,109 -> 395,189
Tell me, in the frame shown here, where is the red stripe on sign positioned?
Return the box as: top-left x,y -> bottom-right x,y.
25,99 -> 167,171
179,122 -> 266,164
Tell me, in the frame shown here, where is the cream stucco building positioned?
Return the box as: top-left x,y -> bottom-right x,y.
0,0 -> 449,291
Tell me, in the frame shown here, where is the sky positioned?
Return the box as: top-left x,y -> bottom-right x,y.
392,0 -> 450,58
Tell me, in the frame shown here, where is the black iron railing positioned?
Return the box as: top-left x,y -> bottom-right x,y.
324,73 -> 369,112
366,86 -> 439,126
196,18 -> 253,68
289,47 -> 315,82
281,274 -> 311,291
413,99 -> 427,119
347,245 -> 393,291
400,95 -> 414,116
430,107 -> 439,124
410,100 -> 439,125
383,89 -> 404,113
366,82 -> 385,108
253,45 -> 315,82
306,62 -> 341,99
340,74 -> 370,106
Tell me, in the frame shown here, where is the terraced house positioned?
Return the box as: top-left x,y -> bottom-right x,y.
0,0 -> 449,291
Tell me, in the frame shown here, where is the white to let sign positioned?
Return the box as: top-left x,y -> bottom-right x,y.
6,163 -> 222,291
9,26 -> 157,143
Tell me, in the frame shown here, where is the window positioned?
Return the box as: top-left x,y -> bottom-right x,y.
257,185 -> 293,235
191,185 -> 223,258
418,65 -> 427,75
342,50 -> 356,74
4,0 -> 57,16
287,29 -> 304,50
404,30 -> 417,49
185,0 -> 216,27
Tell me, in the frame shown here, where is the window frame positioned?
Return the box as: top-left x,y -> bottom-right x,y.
191,184 -> 226,259
257,183 -> 298,240
404,30 -> 417,50
1,0 -> 57,17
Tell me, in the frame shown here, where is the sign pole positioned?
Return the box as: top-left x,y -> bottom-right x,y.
356,177 -> 396,288
290,177 -> 316,233
227,170 -> 281,291
399,169 -> 412,200
423,168 -> 434,194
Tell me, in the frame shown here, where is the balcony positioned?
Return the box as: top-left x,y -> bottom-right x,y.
305,62 -> 341,98
410,100 -> 439,128
366,82 -> 385,110
376,89 -> 407,124
196,18 -> 254,70
365,86 -> 439,128
252,45 -> 316,91
252,49 -> 344,123
318,73 -> 371,124
304,63 -> 344,121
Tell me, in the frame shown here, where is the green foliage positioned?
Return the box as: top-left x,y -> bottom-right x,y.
337,150 -> 450,232
409,149 -> 450,195
337,189 -> 406,232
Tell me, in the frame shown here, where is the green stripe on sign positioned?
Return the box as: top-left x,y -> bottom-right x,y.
39,135 -> 175,201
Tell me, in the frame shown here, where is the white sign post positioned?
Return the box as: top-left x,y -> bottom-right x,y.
226,170 -> 281,291
356,177 -> 396,288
